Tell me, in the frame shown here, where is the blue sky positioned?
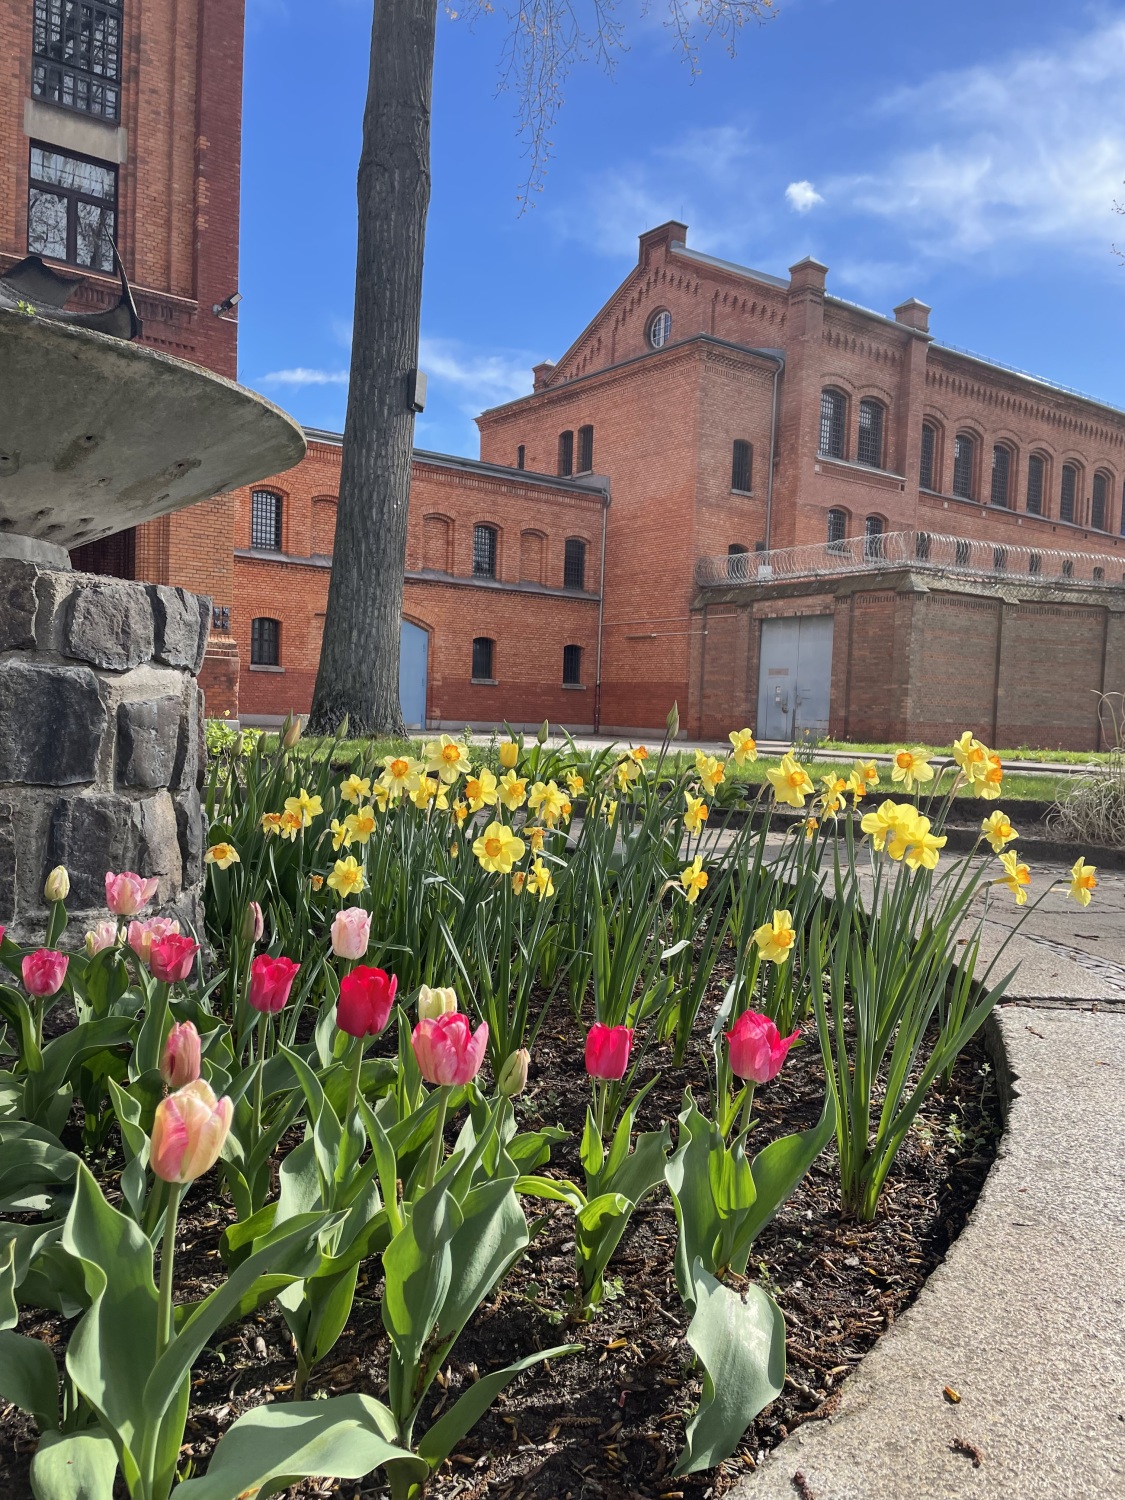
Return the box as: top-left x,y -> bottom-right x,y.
240,0 -> 1125,458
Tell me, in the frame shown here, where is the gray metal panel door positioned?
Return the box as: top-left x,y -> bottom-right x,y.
756,615 -> 833,740
399,620 -> 428,729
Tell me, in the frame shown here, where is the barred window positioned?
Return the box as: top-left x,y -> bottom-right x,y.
28,144 -> 116,271
472,524 -> 497,578
577,425 -> 594,473
250,617 -> 280,667
1028,553 -> 1041,575
1062,559 -> 1074,578
1060,464 -> 1077,523
516,444 -> 525,470
955,538 -> 970,567
990,445 -> 1012,507
727,543 -> 750,556
33,0 -> 122,121
563,537 -> 586,590
952,434 -> 975,499
1027,454 -> 1045,515
819,389 -> 846,459
920,423 -> 936,490
915,531 -> 931,561
557,430 -> 574,477
1094,566 -> 1105,581
1092,471 -> 1109,531
562,644 -> 582,685
993,546 -> 1007,572
857,399 -> 885,468
731,439 -> 753,492
250,490 -> 283,551
471,637 -> 495,681
827,507 -> 847,549
864,514 -> 885,560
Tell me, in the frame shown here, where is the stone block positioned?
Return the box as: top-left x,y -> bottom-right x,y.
168,682 -> 202,792
117,696 -> 181,789
65,580 -> 154,671
149,585 -> 210,674
50,791 -> 182,908
0,799 -> 16,919
0,560 -> 38,650
174,787 -> 204,887
0,660 -> 105,786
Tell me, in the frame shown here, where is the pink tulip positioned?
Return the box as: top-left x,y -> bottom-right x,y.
248,953 -> 299,1013
724,1010 -> 799,1085
161,1021 -> 202,1088
337,965 -> 397,1038
584,1022 -> 633,1081
127,916 -> 181,967
22,949 -> 68,998
331,906 -> 371,961
85,920 -> 118,956
105,871 -> 159,917
149,934 -> 200,985
150,1079 -> 232,1183
249,901 -> 265,942
412,1013 -> 488,1086
0,926 -> 5,947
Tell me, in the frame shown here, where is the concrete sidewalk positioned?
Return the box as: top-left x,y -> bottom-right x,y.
730,1001 -> 1125,1500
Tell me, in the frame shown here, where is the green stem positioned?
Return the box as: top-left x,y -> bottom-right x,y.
142,1177 -> 166,1239
736,1083 -> 756,1145
156,1183 -> 183,1358
345,1035 -> 364,1125
423,1086 -> 450,1191
252,1011 -> 268,1143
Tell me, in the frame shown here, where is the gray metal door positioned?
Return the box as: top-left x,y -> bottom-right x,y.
756,615 -> 833,741
399,620 -> 428,729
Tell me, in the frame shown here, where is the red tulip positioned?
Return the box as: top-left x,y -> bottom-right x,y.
149,934 -> 200,985
584,1022 -> 633,1081
161,1021 -> 201,1088
150,1079 -> 232,1183
247,954 -> 299,1013
336,965 -> 397,1038
22,949 -> 68,998
724,1009 -> 799,1085
412,1013 -> 488,1085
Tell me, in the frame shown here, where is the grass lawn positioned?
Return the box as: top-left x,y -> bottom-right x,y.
818,738 -> 1107,765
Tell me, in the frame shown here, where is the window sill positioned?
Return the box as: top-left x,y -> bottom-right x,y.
562,683 -> 587,691
471,678 -> 498,686
815,455 -> 906,482
730,488 -> 756,497
249,664 -> 284,673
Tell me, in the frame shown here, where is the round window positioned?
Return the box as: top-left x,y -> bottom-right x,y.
648,309 -> 672,349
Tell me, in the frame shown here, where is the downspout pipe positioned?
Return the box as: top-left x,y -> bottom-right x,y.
760,351 -> 785,554
594,481 -> 609,731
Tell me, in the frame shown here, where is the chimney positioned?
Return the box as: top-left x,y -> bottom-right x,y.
893,298 -> 931,334
788,256 -> 828,297
638,221 -> 689,267
532,360 -> 555,393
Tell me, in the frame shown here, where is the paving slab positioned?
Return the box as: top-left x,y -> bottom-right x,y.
729,1006 -> 1125,1500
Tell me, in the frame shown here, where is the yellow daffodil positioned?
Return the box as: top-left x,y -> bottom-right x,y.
559,795 -> 573,824
310,873 -> 324,891
340,773 -> 371,805
901,815 -> 946,870
409,776 -> 438,810
694,750 -> 726,792
890,748 -> 935,794
284,788 -> 324,828
381,754 -> 421,798
604,800 -> 618,826
853,759 -> 879,789
981,810 -> 1018,853
327,856 -> 366,898
345,805 -> 378,843
628,745 -> 650,765
860,800 -> 916,853
260,811 -> 283,836
728,728 -> 758,766
952,732 -> 989,781
498,740 -> 520,770
512,870 -> 527,894
680,855 -> 709,904
450,844 -> 459,859
424,734 -> 472,785
465,767 -> 499,812
819,774 -> 848,818
616,759 -> 640,790
452,800 -> 468,827
527,825 -> 546,851
1068,857 -> 1097,907
528,780 -> 568,827
205,842 -> 239,869
804,817 -> 819,838
529,858 -> 555,899
498,769 -> 528,811
472,820 -> 525,874
993,850 -> 1031,905
330,817 -> 353,852
767,752 -> 815,808
565,770 -> 585,797
753,909 -> 796,964
684,792 -> 709,833
279,809 -> 304,841
371,781 -> 391,812
974,753 -> 1004,800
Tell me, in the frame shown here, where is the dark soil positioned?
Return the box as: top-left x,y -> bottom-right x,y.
1,1008 -> 1001,1500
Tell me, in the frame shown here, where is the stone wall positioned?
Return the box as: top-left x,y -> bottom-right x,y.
0,560 -> 209,941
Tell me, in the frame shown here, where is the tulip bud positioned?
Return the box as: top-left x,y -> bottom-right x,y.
331,906 -> 371,960
584,1022 -> 633,1081
724,1009 -> 799,1085
161,1021 -> 202,1089
248,953 -> 300,1013
418,984 -> 458,1021
336,965 -> 398,1038
281,714 -> 302,750
498,740 -> 519,770
666,700 -> 680,741
497,1048 -> 530,1098
22,949 -> 68,999
240,901 -> 264,945
536,719 -> 550,745
150,1079 -> 232,1183
85,920 -> 117,956
44,865 -> 70,903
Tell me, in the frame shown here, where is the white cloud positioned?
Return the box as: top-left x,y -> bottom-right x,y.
785,180 -> 823,213
260,366 -> 348,386
417,335 -> 532,408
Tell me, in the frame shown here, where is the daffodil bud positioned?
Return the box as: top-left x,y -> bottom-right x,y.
666,700 -> 680,741
536,719 -> 549,745
281,714 -> 302,750
44,865 -> 70,903
417,984 -> 458,1022
497,1048 -> 530,1098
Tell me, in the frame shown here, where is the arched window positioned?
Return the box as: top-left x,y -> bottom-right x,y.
251,489 -> 282,550
557,430 -> 574,477
250,617 -> 280,667
952,434 -> 975,499
955,538 -> 970,567
648,309 -> 672,349
564,537 -> 587,590
471,637 -> 495,681
864,514 -> 885,560
1060,463 -> 1077,523
1026,454 -> 1045,515
727,542 -> 750,556
827,507 -> 847,549
1062,558 -> 1074,578
472,523 -> 497,578
993,546 -> 1007,572
562,644 -> 583,686
857,399 -> 885,468
1092,471 -> 1110,531
1094,566 -> 1105,582
731,439 -> 753,492
577,425 -> 594,473
1028,552 -> 1041,575
919,423 -> 937,490
819,389 -> 847,459
516,444 -> 525,470
990,445 -> 1012,507
915,531 -> 931,561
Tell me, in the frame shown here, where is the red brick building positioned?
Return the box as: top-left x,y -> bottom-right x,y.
0,0 -> 245,712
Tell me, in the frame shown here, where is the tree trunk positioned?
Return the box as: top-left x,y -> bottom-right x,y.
308,0 -> 438,736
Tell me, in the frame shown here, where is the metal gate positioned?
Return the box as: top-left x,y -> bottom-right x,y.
756,615 -> 833,741
399,620 -> 428,729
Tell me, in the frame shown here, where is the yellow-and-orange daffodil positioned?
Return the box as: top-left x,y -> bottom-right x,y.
472,820 -> 525,874
860,800 -> 945,868
339,773 -> 371,806
684,792 -> 709,834
565,769 -> 585,797
327,856 -> 366,898
819,773 -> 849,817
380,753 -> 422,799
528,857 -> 555,899
205,842 -> 239,869
260,811 -> 283,837
680,854 -> 709,904
464,767 -> 499,813
1068,857 -> 1097,907
330,817 -> 353,852
498,769 -> 529,812
284,788 -> 323,828
528,779 -> 569,827
344,805 -> 378,843
728,728 -> 758,766
952,731 -> 990,781
974,752 -> 1004,800
753,909 -> 796,964
694,750 -> 726,793
424,734 -> 472,785
981,810 -> 1017,853
767,752 -> 815,808
890,748 -> 935,794
993,849 -> 1031,905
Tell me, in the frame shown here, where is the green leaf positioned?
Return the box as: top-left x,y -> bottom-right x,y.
0,1235 -> 17,1330
514,1175 -> 585,1211
30,1428 -> 118,1500
579,1107 -> 604,1181
605,1124 -> 670,1208
381,1180 -> 460,1408
664,1090 -> 724,1307
0,1330 -> 59,1430
25,1019 -> 134,1129
575,1192 -> 631,1307
417,1344 -> 580,1468
172,1395 -> 427,1500
672,1260 -> 785,1476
